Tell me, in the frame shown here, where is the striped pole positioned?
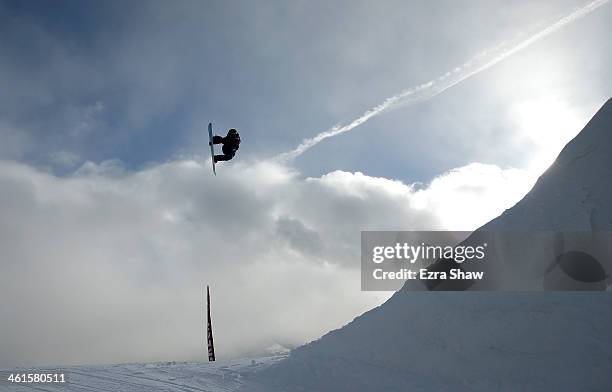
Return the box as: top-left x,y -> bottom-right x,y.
206,285 -> 216,361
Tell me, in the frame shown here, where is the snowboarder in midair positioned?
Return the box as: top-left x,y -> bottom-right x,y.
210,128 -> 241,163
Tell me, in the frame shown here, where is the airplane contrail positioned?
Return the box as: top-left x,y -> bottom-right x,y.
276,0 -> 610,162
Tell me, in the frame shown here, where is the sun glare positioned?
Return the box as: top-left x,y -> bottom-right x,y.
512,96 -> 587,174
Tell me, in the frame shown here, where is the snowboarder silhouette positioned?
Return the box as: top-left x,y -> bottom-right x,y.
209,128 -> 241,163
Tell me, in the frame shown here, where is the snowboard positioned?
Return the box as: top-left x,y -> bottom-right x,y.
208,123 -> 216,176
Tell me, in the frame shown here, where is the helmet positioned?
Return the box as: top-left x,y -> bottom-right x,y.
228,128 -> 240,145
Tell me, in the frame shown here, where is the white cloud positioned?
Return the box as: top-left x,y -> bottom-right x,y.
412,163 -> 536,230
0,157 -> 535,366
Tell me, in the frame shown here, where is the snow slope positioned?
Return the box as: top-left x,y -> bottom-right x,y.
259,99 -> 612,391
0,355 -> 285,392
483,98 -> 612,231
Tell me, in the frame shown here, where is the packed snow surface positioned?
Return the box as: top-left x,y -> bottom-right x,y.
1,355 -> 285,392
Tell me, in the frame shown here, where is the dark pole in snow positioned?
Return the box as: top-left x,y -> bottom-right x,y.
206,285 -> 216,361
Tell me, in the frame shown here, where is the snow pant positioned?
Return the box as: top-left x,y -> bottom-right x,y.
214,144 -> 236,162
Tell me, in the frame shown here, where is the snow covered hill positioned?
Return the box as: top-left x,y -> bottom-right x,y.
259,98 -> 612,391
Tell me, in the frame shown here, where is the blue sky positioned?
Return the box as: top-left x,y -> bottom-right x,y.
1,0 -> 611,366
2,0 -> 610,179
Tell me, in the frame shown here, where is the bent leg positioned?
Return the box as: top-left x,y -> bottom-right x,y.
214,154 -> 233,162
214,146 -> 236,163
212,135 -> 224,144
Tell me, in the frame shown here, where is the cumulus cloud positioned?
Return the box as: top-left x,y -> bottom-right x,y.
0,157 -> 535,367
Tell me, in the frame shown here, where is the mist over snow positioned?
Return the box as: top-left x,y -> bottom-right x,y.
0,156 -> 534,367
